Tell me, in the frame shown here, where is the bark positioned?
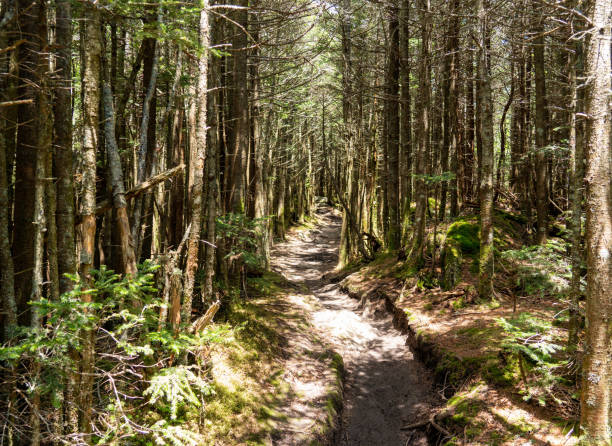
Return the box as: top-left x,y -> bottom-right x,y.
409,0 -> 430,264
446,0 -> 460,218
0,8 -> 16,340
182,3 -> 209,323
79,5 -> 101,435
132,25 -> 159,258
579,0 -> 612,441
533,0 -> 548,244
464,50 -> 475,203
53,0 -> 76,295
399,0 -> 412,233
385,4 -> 400,250
249,11 -> 268,269
13,0 -> 41,318
567,39 -> 583,349
439,0 -> 459,220
102,84 -> 138,277
495,69 -> 514,202
226,0 -> 248,212
477,0 -> 494,300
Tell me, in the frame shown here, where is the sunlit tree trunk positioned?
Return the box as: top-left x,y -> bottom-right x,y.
567,36 -> 584,349
579,0 -> 612,441
78,4 -> 101,434
182,2 -> 209,322
476,0 -> 494,300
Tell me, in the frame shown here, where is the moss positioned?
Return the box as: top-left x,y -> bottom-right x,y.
451,296 -> 466,310
447,219 -> 480,256
441,242 -> 462,290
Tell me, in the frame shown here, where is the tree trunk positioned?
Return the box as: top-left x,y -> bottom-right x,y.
103,85 -> 138,276
399,0 -> 412,235
13,0 -> 42,320
533,0 -> 548,244
226,0 -> 248,212
182,3 -> 209,323
132,23 -> 159,258
579,0 -> 612,441
385,4 -> 400,250
53,0 -> 76,296
567,37 -> 583,349
0,47 -> 17,340
409,0 -> 430,265
477,0 -> 494,300
78,5 -> 101,435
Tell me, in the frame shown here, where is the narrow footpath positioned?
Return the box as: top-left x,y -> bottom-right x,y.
271,206 -> 436,445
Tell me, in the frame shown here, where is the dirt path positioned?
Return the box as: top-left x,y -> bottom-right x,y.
271,206 -> 436,445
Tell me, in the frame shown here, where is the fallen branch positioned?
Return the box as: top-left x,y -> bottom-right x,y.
76,164 -> 185,224
0,99 -> 33,107
190,300 -> 221,334
431,290 -> 465,305
401,410 -> 451,438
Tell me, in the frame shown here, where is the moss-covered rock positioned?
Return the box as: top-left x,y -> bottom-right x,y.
446,219 -> 480,255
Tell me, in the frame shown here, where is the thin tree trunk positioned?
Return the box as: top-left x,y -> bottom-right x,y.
132,25 -> 159,258
477,0 -> 494,300
567,36 -> 583,349
533,0 -> 548,244
399,0 -> 412,234
182,3 -> 209,323
385,4 -> 400,250
78,5 -> 101,435
495,68 -> 514,202
409,0 -> 430,265
103,85 -> 138,277
53,0 -> 76,296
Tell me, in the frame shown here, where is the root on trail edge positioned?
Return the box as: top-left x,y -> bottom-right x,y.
400,410 -> 451,438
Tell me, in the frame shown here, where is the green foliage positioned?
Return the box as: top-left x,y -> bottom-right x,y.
497,313 -> 568,406
500,239 -> 574,296
145,366 -> 214,420
216,213 -> 269,270
0,262 -> 232,445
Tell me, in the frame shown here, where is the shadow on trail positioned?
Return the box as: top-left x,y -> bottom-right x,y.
271,206 -> 436,446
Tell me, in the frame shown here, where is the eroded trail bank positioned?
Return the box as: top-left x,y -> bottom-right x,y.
271,206 -> 436,445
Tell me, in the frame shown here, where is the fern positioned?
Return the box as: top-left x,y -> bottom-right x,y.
497,313 -> 568,405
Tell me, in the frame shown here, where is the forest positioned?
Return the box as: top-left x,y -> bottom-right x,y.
0,0 -> 611,444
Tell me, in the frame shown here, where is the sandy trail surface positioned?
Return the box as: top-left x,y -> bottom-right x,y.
271,206 -> 435,445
